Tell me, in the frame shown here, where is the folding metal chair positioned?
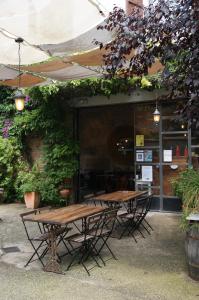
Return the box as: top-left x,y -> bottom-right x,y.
20,208 -> 71,267
119,196 -> 149,241
142,195 -> 154,232
66,212 -> 105,275
93,208 -> 118,265
20,210 -> 51,267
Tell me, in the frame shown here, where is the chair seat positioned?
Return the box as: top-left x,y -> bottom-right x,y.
89,228 -> 110,237
33,227 -> 71,241
67,233 -> 94,243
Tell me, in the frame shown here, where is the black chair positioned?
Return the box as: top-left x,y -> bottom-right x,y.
20,207 -> 71,267
142,195 -> 154,232
95,190 -> 106,196
119,195 -> 150,241
93,190 -> 106,206
83,193 -> 95,205
66,212 -> 105,275
20,209 -> 52,267
93,208 -> 118,265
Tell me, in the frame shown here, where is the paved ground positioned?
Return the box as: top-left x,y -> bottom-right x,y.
0,203 -> 198,300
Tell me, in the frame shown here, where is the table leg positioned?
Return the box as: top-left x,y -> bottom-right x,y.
43,225 -> 63,274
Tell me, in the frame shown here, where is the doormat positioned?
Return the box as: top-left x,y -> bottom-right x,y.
2,246 -> 21,253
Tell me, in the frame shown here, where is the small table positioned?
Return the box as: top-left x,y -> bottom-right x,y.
93,190 -> 146,211
93,190 -> 147,238
24,204 -> 105,274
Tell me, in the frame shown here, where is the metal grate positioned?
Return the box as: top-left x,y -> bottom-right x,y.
2,246 -> 21,253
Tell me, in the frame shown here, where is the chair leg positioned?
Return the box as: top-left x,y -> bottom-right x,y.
67,249 -> 80,271
140,223 -> 151,235
137,227 -> 146,238
143,219 -> 154,231
25,241 -> 45,267
97,236 -> 117,260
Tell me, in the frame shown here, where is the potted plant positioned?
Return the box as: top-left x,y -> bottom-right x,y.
16,164 -> 41,209
172,168 -> 199,281
59,178 -> 72,205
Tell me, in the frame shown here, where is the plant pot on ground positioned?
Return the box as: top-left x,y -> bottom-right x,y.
16,164 -> 41,209
59,189 -> 71,198
172,168 -> 199,281
24,191 -> 40,209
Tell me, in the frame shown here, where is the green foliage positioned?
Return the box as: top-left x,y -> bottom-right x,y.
0,137 -> 22,200
15,163 -> 41,197
172,168 -> 199,230
0,77 -> 160,204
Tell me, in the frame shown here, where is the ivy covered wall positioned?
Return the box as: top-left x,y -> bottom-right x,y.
0,76 -> 159,204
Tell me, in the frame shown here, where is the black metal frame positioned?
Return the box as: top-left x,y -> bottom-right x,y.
20,207 -> 72,269
93,208 -> 118,265
20,210 -> 50,267
119,195 -> 152,241
66,212 -> 105,275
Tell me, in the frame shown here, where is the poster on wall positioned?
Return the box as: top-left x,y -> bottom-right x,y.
142,166 -> 153,181
144,150 -> 153,162
136,135 -> 144,146
136,150 -> 144,162
163,150 -> 172,162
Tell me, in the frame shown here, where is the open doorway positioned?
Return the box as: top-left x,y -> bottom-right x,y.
78,104 -> 134,200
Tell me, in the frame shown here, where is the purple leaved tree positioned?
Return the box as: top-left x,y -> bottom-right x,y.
94,0 -> 199,125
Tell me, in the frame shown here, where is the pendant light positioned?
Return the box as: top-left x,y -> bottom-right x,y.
14,37 -> 26,111
153,101 -> 160,124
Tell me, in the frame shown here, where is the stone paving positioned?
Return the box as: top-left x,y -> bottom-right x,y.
0,203 -> 198,300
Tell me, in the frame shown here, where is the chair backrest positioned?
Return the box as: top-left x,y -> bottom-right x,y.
95,190 -> 106,196
102,208 -> 118,234
20,210 -> 37,240
20,207 -> 52,239
86,211 -> 105,239
146,195 -> 153,213
135,195 -> 149,216
83,193 -> 95,204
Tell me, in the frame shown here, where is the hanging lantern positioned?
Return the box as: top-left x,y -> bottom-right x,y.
14,89 -> 26,111
153,102 -> 160,124
14,37 -> 25,111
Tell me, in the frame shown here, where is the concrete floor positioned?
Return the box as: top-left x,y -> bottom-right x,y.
0,203 -> 198,300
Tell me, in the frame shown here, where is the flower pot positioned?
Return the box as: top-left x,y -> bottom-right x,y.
59,189 -> 71,198
24,191 -> 40,209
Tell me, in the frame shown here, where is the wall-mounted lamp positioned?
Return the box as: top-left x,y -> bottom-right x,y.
153,101 -> 160,124
14,37 -> 26,111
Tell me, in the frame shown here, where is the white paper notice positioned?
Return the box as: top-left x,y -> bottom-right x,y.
163,150 -> 172,162
142,166 -> 153,181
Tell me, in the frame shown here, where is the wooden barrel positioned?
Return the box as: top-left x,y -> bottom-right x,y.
185,227 -> 199,281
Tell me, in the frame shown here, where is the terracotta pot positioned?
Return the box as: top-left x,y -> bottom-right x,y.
59,189 -> 71,198
24,192 -> 40,209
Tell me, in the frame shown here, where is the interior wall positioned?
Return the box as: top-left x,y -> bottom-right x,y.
79,104 -> 134,172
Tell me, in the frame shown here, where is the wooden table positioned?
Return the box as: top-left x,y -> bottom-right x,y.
93,190 -> 146,208
24,204 -> 106,274
93,191 -> 147,239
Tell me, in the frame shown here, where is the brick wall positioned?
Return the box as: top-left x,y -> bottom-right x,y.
25,136 -> 43,166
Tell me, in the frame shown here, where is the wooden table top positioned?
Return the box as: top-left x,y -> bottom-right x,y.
23,204 -> 105,225
93,190 -> 146,203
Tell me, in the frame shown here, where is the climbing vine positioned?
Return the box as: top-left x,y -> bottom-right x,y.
0,76 -> 160,203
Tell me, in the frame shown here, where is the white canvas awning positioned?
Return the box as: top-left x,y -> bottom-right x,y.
2,1 -> 162,87
0,0 -> 125,65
